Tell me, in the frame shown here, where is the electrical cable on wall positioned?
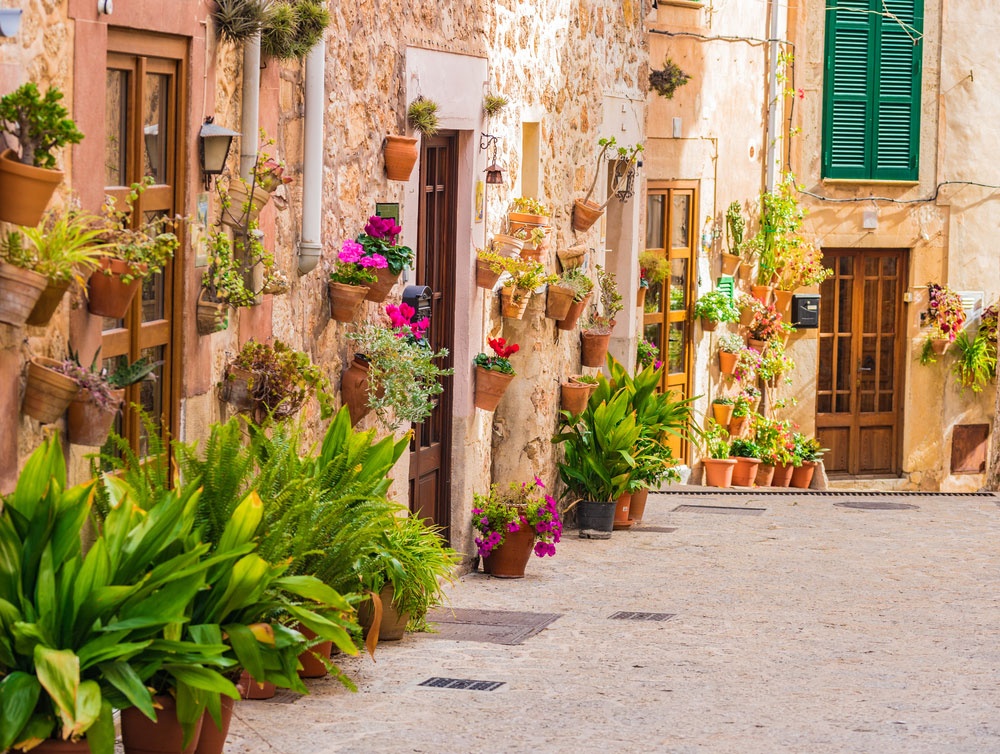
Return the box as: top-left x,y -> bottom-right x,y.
799,181 -> 1000,206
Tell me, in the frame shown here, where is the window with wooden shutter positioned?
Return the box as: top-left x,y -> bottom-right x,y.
822,0 -> 924,181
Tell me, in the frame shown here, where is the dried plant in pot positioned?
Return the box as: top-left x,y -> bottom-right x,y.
573,137 -> 643,232
648,57 -> 691,100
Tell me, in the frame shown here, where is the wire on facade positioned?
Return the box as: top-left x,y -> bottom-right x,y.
798,181 -> 1000,206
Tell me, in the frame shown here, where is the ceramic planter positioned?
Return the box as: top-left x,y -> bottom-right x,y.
613,492 -> 633,530
328,281 -> 370,322
703,457 -> 737,488
719,351 -> 738,375
88,257 -> 142,319
384,135 -> 419,181
556,293 -> 591,331
772,462 -> 795,487
26,278 -> 71,327
476,256 -> 501,289
500,286 -> 531,319
0,148 -> 63,226
196,289 -> 229,335
482,524 -> 535,578
728,414 -> 748,438
755,463 -> 775,487
701,317 -> 719,332
739,304 -> 755,327
773,288 -> 794,318
221,182 -> 271,227
121,694 -> 203,754
545,284 -> 575,320
474,365 -> 514,411
580,330 -> 611,367
711,402 -> 734,426
66,388 -> 124,446
0,261 -> 47,327
22,357 -> 79,424
341,355 -> 372,425
357,584 -> 410,642
508,210 -> 550,227
637,286 -> 647,309
364,267 -> 400,302
790,460 -> 818,488
750,285 -> 772,305
296,624 -> 333,679
492,234 -> 524,257
557,245 -> 587,271
194,695 -> 235,754
238,671 -> 275,700
629,488 -> 650,523
731,456 -> 760,487
576,499 -> 615,539
930,338 -> 950,355
748,338 -> 768,352
720,252 -> 741,276
560,381 -> 592,415
571,199 -> 603,232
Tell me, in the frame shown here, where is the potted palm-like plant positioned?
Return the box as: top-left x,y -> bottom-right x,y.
580,265 -> 623,366
694,289 -> 739,332
473,337 -> 519,411
328,238 -> 381,322
471,477 -> 562,578
572,137 -> 643,232
0,83 -> 84,226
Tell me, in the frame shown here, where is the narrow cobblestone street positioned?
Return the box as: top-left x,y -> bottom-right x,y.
227,490 -> 1000,754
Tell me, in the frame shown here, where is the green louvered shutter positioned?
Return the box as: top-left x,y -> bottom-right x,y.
822,0 -> 923,181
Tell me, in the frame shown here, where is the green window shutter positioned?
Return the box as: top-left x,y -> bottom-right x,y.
822,0 -> 923,181
716,275 -> 734,302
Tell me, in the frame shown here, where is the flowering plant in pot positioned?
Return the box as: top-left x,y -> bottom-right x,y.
773,237 -> 831,293
222,338 -> 333,420
473,337 -> 519,411
636,337 -> 662,370
472,477 -> 562,577
919,282 -> 966,359
717,332 -> 744,375
758,338 -> 795,387
329,238 -> 382,321
746,300 -> 783,344
693,289 -> 739,331
356,215 -> 414,301
950,304 -> 997,392
733,344 -> 763,384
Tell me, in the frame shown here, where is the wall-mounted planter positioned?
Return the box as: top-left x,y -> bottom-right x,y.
88,257 -> 142,319
474,365 -> 514,411
580,330 -> 611,367
328,281 -> 370,322
0,262 -> 47,327
364,267 -> 400,303
571,199 -> 603,232
26,279 -> 71,327
22,357 -> 79,424
0,149 -> 63,227
500,286 -> 531,319
476,256 -> 501,290
67,389 -> 124,446
221,183 -> 271,228
545,284 -> 575,320
196,289 -> 229,335
556,292 -> 591,332
384,135 -> 418,181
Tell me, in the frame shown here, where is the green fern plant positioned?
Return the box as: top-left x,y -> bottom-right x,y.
951,329 -> 997,393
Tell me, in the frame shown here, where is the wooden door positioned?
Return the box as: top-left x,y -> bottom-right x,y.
816,249 -> 907,476
643,182 -> 697,463
103,32 -> 186,456
408,134 -> 457,540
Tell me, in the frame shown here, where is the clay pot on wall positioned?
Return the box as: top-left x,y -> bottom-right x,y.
571,199 -> 603,232
384,135 -> 418,181
221,182 -> 271,228
556,293 -> 591,331
88,257 -> 142,319
492,234 -> 524,257
557,245 -> 587,271
340,355 -> 372,425
719,351 -> 737,376
218,365 -> 257,414
364,267 -> 400,303
773,288 -> 794,319
22,357 -> 79,424
720,253 -> 741,276
0,261 -> 47,327
26,278 -> 72,327
560,380 -> 592,415
500,286 -> 531,319
636,286 -> 647,309
0,148 -> 63,226
711,401 -> 734,426
750,285 -> 772,305
545,284 -> 575,320
328,281 -> 370,323
474,366 -> 514,411
580,330 -> 611,367
476,256 -> 501,289
66,388 -> 124,446
196,289 -> 229,335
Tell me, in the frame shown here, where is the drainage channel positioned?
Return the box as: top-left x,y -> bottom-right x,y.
658,488 -> 997,500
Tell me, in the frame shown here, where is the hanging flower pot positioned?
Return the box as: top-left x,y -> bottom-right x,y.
613,492 -> 633,530
0,148 -> 63,226
560,380 -> 592,415
519,244 -> 544,263
194,695 -> 235,754
26,278 -> 71,327
930,337 -> 950,355
384,135 -> 419,181
88,257 -> 142,319
739,303 -> 755,327
711,401 -> 734,426
731,456 -> 760,487
636,286 -> 647,309
773,288 -> 794,319
721,252 -> 741,276
218,365 -> 257,413
474,365 -> 515,411
703,458 -> 737,488
701,316 -> 719,332
728,414 -> 748,438
790,460 -> 818,489
364,266 -> 400,302
340,354 -> 372,425
580,330 -> 611,367
492,234 -> 524,257
0,261 -> 47,327
121,694 -> 203,754
508,210 -> 550,228
750,285 -> 772,305
476,256 -> 501,289
545,284 -> 575,320
328,280 -> 370,322
748,337 -> 768,352
719,350 -> 737,375
571,199 -> 603,232
500,286 -> 531,319
66,388 -> 124,446
482,524 -> 535,578
221,182 -> 271,228
196,288 -> 229,335
22,356 -> 79,424
556,292 -> 591,331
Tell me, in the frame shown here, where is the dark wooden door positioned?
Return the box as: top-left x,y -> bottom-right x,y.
816,249 -> 907,476
408,134 -> 457,540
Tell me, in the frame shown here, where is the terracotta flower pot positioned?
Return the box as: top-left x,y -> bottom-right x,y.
519,244 -> 544,263
0,261 -> 48,327
492,234 -> 523,257
194,695 -> 235,754
711,402 -> 734,426
703,458 -> 737,488
739,304 -> 755,327
613,492 -> 633,530
750,285 -> 772,305
545,284 -> 575,320
196,289 -> 228,335
790,460 -> 818,489
571,199 -> 603,232
66,388 -> 124,446
88,257 -> 141,319
30,740 -> 91,753
328,280 -> 370,322
476,256 -> 501,289
26,278 -> 71,327
629,488 -> 649,523
364,266 -> 400,302
238,671 -> 275,700
556,293 -> 591,331
482,523 -> 535,578
474,365 -> 514,411
22,356 -> 79,424
296,624 -> 333,679
728,414 -> 748,438
772,462 -> 795,487
221,182 -> 271,227
701,317 -> 718,332
384,135 -> 418,181
560,381 -> 592,415
773,288 -> 794,319
719,351 -> 738,375
219,365 -> 256,413
731,456 -> 761,487
357,584 -> 410,641
121,694 -> 203,754
748,338 -> 768,352
340,355 -> 372,425
930,338 -> 950,355
576,499 -> 615,538
508,210 -> 550,227
500,286 -> 531,319
721,252 -> 741,276
0,148 -> 63,226
580,330 -> 611,367
755,463 -> 775,487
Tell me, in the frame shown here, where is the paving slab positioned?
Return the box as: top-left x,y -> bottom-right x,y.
224,490 -> 1000,754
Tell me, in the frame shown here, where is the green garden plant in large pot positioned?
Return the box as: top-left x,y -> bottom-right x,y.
0,83 -> 83,227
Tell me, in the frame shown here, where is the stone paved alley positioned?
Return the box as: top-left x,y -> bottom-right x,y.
225,490 -> 1000,754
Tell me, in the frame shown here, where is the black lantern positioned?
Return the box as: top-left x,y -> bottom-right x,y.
485,163 -> 505,184
480,133 -> 505,186
199,117 -> 239,190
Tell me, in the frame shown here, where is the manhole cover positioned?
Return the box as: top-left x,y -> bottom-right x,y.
418,677 -> 505,691
423,608 -> 561,645
673,505 -> 765,516
634,525 -> 678,533
834,501 -> 919,510
609,611 -> 676,622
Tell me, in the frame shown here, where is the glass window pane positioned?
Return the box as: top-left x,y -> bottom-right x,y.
143,73 -> 169,184
669,258 -> 687,311
671,194 -> 690,248
838,256 -> 853,276
646,195 -> 665,249
644,323 -> 662,350
646,281 -> 663,313
881,279 -> 896,334
837,278 -> 853,333
668,322 -> 685,374
105,70 -> 128,186
138,345 -> 165,457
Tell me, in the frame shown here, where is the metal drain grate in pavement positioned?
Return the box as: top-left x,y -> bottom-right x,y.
633,525 -> 678,533
261,689 -> 303,704
423,608 -> 561,645
834,501 -> 919,511
609,611 -> 676,622
418,677 -> 505,691
673,505 -> 766,516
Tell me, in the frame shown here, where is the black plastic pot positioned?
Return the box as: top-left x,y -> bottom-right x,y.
576,499 -> 615,539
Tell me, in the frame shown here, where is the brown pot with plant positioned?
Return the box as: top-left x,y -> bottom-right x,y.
62,352 -> 158,446
473,337 -> 518,412
579,265 -> 622,367
572,137 -> 643,232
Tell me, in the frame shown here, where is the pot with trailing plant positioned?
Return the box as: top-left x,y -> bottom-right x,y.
89,179 -> 180,319
700,420 -> 736,488
21,355 -> 80,424
475,246 -> 503,289
328,238 -> 380,322
920,282 -> 966,357
573,137 -> 643,232
473,337 -> 519,411
694,289 -> 739,332
560,373 -> 598,415
717,332 -> 743,376
220,137 -> 291,228
199,232 -> 243,335
638,250 -> 670,312
346,303 -> 452,430
356,215 -> 414,302
0,83 -> 84,226
949,304 -> 997,392
555,267 -> 594,330
472,477 -> 562,578
580,265 -> 623,366
59,350 -> 158,446
636,337 -> 661,372
729,437 -> 762,487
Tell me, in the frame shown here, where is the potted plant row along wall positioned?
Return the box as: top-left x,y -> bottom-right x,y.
478,250 -> 556,320
472,477 -> 562,578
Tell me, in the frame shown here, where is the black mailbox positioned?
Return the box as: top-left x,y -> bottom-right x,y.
791,293 -> 820,328
402,285 -> 433,321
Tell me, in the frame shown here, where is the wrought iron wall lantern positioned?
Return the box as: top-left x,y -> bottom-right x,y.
613,158 -> 641,202
199,117 -> 239,190
480,133 -> 505,185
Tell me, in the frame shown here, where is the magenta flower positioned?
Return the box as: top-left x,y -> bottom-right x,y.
358,253 -> 388,269
364,215 -> 402,243
339,239 -> 363,264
